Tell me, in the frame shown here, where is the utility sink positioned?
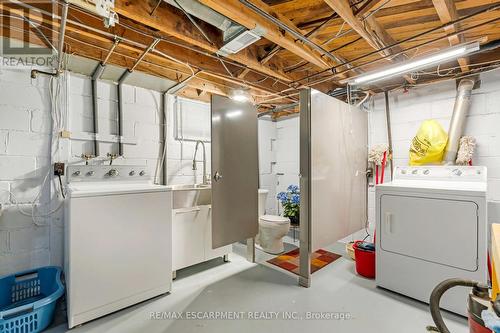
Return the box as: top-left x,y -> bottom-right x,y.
170,184 -> 211,209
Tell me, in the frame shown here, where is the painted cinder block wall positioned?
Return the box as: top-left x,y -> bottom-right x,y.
258,116 -> 300,215
367,68 -> 500,229
0,64 -> 208,276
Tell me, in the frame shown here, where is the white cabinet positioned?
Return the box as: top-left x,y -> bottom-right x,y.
172,205 -> 231,271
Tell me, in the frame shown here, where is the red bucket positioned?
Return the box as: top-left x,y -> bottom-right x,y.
353,241 -> 376,279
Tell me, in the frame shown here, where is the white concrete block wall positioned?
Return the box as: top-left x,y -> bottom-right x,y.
257,115 -> 300,215
275,116 -> 300,200
0,66 -> 168,276
367,68 -> 500,228
258,118 -> 278,214
165,96 -> 211,186
0,65 -> 53,276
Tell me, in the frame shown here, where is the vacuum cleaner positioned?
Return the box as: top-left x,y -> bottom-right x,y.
428,278 -> 500,333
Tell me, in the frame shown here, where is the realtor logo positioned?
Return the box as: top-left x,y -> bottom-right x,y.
1,0 -> 56,61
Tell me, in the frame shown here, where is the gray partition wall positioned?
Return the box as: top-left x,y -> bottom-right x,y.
299,89 -> 368,287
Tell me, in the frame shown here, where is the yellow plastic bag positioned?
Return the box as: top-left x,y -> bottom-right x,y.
409,120 -> 448,166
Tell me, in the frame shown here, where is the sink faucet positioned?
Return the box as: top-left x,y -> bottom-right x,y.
192,140 -> 208,185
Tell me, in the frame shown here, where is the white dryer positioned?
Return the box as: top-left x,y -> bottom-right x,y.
376,166 -> 487,316
65,165 -> 172,328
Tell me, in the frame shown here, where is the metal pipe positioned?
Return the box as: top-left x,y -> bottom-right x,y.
91,63 -> 106,157
102,38 -> 120,65
384,91 -> 394,180
167,71 -> 201,94
56,1 -> 68,72
443,78 -> 476,163
16,0 -> 293,92
294,3 -> 500,85
238,0 -> 344,64
261,13 -> 338,67
150,0 -> 163,16
308,17 -> 498,87
130,39 -> 160,71
117,70 -> 132,156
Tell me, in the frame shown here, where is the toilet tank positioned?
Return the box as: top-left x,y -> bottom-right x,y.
258,189 -> 269,217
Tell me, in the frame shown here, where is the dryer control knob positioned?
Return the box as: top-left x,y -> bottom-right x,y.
129,170 -> 136,176
412,169 -> 418,175
87,171 -> 95,176
452,169 -> 462,176
139,170 -> 146,176
73,170 -> 81,176
423,169 -> 430,175
108,169 -> 119,177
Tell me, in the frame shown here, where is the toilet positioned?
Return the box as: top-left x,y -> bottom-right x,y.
257,189 -> 291,254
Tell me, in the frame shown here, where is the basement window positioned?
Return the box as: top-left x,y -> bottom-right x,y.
174,97 -> 211,142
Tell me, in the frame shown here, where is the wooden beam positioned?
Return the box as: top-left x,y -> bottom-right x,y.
114,0 -> 291,82
197,0 -> 334,69
0,3 -> 296,105
431,0 -> 469,72
323,0 -> 415,83
355,0 -> 384,18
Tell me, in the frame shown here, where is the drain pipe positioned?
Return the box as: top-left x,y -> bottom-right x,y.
90,38 -> 120,157
443,78 -> 476,164
91,63 -> 105,157
117,69 -> 131,157
117,39 -> 160,156
384,91 -> 394,180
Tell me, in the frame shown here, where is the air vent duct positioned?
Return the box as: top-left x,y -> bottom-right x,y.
217,30 -> 262,56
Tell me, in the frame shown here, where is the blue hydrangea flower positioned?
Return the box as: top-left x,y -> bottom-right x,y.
277,192 -> 288,203
287,184 -> 299,193
291,194 -> 300,204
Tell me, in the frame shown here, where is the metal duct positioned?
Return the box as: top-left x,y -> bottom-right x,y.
164,0 -> 242,40
443,78 -> 476,163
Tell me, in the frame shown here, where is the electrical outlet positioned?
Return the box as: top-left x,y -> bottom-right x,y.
54,162 -> 65,176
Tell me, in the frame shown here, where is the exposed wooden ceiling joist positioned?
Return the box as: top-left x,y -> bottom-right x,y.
197,0 -> 335,69
323,0 -> 415,84
432,0 -> 470,72
114,0 -> 291,82
0,2 -> 299,105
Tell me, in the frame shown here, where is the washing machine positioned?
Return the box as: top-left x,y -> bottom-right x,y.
376,166 -> 487,316
64,165 -> 172,328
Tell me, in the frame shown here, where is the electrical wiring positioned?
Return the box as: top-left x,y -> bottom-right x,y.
0,14 -> 69,225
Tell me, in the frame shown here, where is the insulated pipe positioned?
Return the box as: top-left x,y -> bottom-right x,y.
443,78 -> 476,163
117,70 -> 132,156
91,63 -> 106,157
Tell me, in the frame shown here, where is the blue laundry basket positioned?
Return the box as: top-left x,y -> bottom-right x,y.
0,266 -> 64,333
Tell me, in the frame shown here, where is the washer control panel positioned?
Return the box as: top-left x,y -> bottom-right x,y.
67,165 -> 150,183
394,166 -> 487,182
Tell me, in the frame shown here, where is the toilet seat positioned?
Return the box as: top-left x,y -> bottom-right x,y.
260,215 -> 290,225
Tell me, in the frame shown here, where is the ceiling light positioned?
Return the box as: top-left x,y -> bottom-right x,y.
229,89 -> 251,103
346,42 -> 480,86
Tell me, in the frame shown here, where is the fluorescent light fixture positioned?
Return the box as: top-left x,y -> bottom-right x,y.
229,89 -> 251,103
347,42 -> 479,85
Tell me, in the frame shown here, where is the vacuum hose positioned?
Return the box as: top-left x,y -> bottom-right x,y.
428,278 -> 480,333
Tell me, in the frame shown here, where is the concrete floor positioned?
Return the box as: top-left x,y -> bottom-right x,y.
48,239 -> 468,333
